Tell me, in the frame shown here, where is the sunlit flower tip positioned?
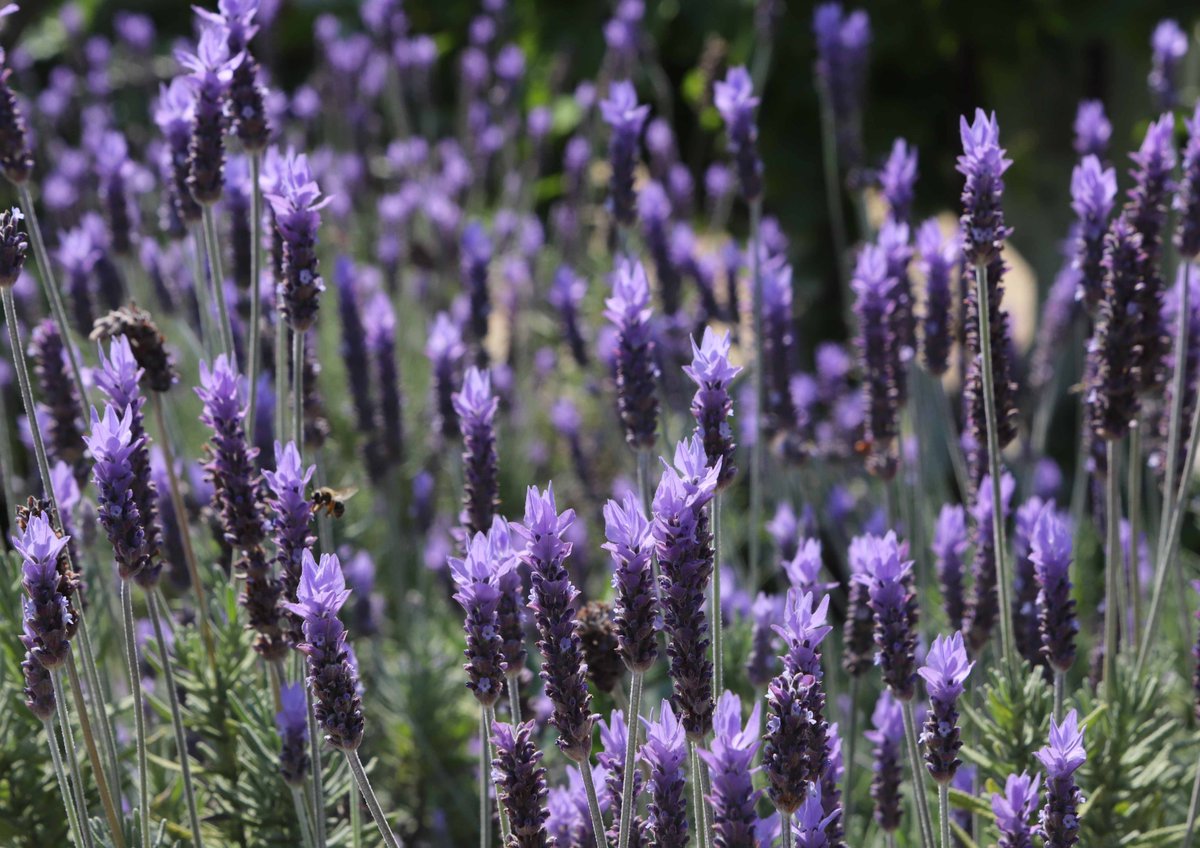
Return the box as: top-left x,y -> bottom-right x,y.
992,771 -> 1040,844
683,326 -> 741,386
782,538 -> 830,590
1035,710 -> 1086,779
774,589 -> 833,668
879,137 -> 918,223
918,632 -> 973,705
1073,100 -> 1111,158
282,549 -> 350,622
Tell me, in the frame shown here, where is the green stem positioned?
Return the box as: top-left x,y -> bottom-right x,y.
815,92 -> 851,325
1183,749 -> 1200,848
146,590 -> 205,847
0,376 -> 18,515
579,752 -> 608,848
507,673 -> 521,724
485,705 -> 511,842
120,580 -> 152,848
151,393 -> 217,669
290,786 -> 317,848
201,204 -> 236,364
1053,669 -> 1065,723
1103,441 -> 1121,703
901,700 -> 936,848
53,670 -> 94,848
246,152 -> 263,439
480,710 -> 491,848
938,783 -> 950,848
749,198 -> 764,591
67,656 -> 125,848
189,227 -> 216,359
1127,424 -> 1143,653
780,809 -> 794,848
45,717 -> 87,848
350,782 -> 363,848
305,687 -> 327,848
293,329 -> 304,450
931,376 -> 970,503
617,670 -> 644,848
74,616 -> 123,827
275,320 -> 287,445
843,675 -> 860,839
973,262 -> 1017,680
345,750 -> 402,848
17,184 -> 89,413
712,493 -> 723,697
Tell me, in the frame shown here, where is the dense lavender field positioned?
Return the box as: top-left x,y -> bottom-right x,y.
1,1 -> 1199,846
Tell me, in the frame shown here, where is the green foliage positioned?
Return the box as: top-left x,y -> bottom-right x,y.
959,660 -> 1055,785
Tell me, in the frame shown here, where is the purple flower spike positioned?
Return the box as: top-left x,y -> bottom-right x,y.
516,483 -> 594,763
266,149 -> 331,332
782,538 -> 831,595
932,504 -> 968,629
449,531 -> 510,708
866,689 -> 905,832
598,709 -> 644,845
177,25 -> 241,204
763,668 -> 827,815
199,0 -> 269,151
957,108 -> 1012,267
1149,19 -> 1188,109
762,256 -> 800,451
879,138 -> 918,224
1029,503 -> 1077,674
155,78 -> 202,226
919,631 -> 972,783
746,592 -> 783,687
550,265 -> 590,367
263,440 -> 315,643
853,244 -> 902,480
842,536 -> 876,677
0,41 -> 33,185
684,327 -> 741,490
792,784 -> 840,848
31,318 -> 88,481
653,435 -> 720,738
964,471 -> 1016,654
774,589 -> 833,678
853,531 -> 919,700
699,691 -> 761,847
993,771 -> 1040,848
1035,710 -> 1086,848
1073,100 -> 1111,159
276,681 -> 310,786
16,513 -> 74,671
601,80 -> 650,228
426,311 -> 465,442
492,721 -> 554,848
606,259 -> 659,451
1087,213 -> 1145,441
1176,103 -> 1200,260
282,550 -> 365,750
603,491 -> 659,673
640,700 -> 689,848
813,3 -> 871,177
454,366 -> 500,537
86,403 -> 150,581
461,221 -> 492,366
1070,155 -> 1117,309
916,218 -> 959,376
713,66 -> 763,203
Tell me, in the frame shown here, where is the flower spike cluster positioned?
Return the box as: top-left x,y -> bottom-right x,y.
177,24 -> 242,204
919,632 -> 973,783
16,513 -> 74,671
853,531 -> 919,700
993,771 -> 1040,848
1029,503 -> 1077,673
448,529 -> 512,708
1036,710 -> 1087,848
684,326 -> 741,490
492,721 -> 554,848
713,66 -> 763,203
606,259 -> 660,450
266,149 -> 331,332
699,692 -> 762,846
603,491 -> 659,673
453,366 -> 500,536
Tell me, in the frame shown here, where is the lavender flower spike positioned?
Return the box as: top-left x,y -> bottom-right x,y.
1029,504 -> 1077,674
918,631 -> 973,783
17,512 -> 74,670
449,531 -> 510,707
866,689 -> 905,833
932,504 -> 968,629
879,138 -> 918,224
653,434 -> 721,738
813,3 -> 871,176
641,700 -> 689,848
601,80 -> 650,229
684,326 -> 741,490
993,772 -> 1040,848
263,440 -> 316,643
698,691 -> 762,847
603,491 -> 659,673
762,668 -> 826,815
426,312 -> 465,442
1149,19 -> 1188,109
1073,100 -> 1111,159
852,244 -> 902,480
713,66 -> 763,203
1070,155 -> 1117,310
0,40 -> 33,184
916,218 -> 959,376
492,721 -> 554,848
606,259 -> 659,451
1175,103 -> 1200,260
792,784 -> 840,848
1035,710 -> 1087,848
276,681 -> 311,786
454,366 -> 500,537
281,550 -> 365,750
853,531 -> 919,700
177,24 -> 241,204
86,404 -> 150,581
957,108 -> 1012,268
265,149 -> 331,332
516,483 -> 594,762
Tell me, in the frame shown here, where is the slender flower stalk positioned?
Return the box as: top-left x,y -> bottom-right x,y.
958,108 -> 1019,677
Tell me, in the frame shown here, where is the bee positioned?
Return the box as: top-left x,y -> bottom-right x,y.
310,486 -> 359,519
